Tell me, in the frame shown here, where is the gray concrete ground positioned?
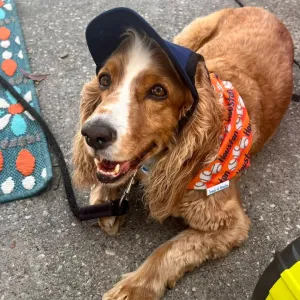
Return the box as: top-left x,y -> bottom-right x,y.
1,0 -> 300,299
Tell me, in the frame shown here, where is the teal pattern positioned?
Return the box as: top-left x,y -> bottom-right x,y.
0,8 -> 5,19
11,114 -> 26,136
0,0 -> 53,203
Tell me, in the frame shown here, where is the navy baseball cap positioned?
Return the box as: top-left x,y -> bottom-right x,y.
86,7 -> 203,131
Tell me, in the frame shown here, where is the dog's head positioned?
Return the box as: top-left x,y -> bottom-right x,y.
78,30 -> 194,186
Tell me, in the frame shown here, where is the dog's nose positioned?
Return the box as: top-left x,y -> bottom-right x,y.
81,118 -> 117,150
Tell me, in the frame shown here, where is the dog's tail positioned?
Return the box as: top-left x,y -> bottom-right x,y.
173,9 -> 229,52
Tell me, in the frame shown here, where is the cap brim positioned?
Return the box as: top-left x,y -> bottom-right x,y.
86,7 -> 199,100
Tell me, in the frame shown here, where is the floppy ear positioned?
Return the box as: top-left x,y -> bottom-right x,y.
72,76 -> 101,188
145,61 -> 225,221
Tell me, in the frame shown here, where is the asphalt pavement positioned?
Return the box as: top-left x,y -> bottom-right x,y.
1,0 -> 300,299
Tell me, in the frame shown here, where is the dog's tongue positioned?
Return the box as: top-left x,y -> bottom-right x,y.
120,161 -> 131,173
101,160 -> 117,170
101,160 -> 131,174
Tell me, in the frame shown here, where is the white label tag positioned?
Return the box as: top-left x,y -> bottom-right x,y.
206,180 -> 230,196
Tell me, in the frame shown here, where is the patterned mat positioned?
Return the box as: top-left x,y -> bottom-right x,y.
0,0 -> 52,203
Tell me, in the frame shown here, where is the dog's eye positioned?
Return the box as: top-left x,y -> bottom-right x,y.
149,85 -> 167,99
99,74 -> 111,89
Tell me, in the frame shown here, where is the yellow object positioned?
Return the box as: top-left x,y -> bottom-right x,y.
266,261 -> 300,300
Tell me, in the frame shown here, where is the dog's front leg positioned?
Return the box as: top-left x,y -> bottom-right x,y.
103,191 -> 250,300
90,184 -> 125,235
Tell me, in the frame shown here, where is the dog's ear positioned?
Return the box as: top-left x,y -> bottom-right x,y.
78,76 -> 102,123
72,77 -> 100,188
145,61 -> 225,221
72,131 -> 97,188
194,58 -> 211,89
178,58 -> 212,124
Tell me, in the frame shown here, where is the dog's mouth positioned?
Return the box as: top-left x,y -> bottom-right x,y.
95,143 -> 156,184
95,159 -> 137,183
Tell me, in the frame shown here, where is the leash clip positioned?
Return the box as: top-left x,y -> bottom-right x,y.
78,170 -> 138,220
118,169 -> 138,209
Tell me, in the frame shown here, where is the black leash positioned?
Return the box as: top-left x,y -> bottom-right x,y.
0,74 -> 132,221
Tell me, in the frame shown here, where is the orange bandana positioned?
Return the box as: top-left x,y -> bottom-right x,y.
188,73 -> 252,193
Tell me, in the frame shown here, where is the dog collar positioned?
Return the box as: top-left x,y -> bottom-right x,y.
188,73 -> 253,194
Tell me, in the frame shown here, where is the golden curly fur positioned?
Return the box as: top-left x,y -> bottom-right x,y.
145,66 -> 225,221
72,7 -> 294,300
73,77 -> 100,187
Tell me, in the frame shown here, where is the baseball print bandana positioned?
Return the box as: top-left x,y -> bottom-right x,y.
188,73 -> 252,192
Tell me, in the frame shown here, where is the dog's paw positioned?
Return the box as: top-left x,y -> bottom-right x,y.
102,276 -> 159,300
98,215 -> 126,236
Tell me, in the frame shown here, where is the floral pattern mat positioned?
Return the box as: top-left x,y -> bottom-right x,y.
0,0 -> 52,203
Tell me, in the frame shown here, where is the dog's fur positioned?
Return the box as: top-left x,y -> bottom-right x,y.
73,7 -> 294,300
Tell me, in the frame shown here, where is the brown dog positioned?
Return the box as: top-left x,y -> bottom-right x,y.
73,7 -> 294,300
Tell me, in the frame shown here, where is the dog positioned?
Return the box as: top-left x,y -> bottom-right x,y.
72,6 -> 294,300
